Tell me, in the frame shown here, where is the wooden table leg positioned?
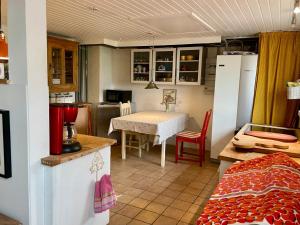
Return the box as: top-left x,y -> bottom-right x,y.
138,135 -> 142,158
161,140 -> 166,167
146,135 -> 150,152
121,130 -> 126,160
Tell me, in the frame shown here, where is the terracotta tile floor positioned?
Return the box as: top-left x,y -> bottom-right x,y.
109,144 -> 219,225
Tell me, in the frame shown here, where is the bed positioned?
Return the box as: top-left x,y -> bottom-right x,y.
197,153 -> 300,225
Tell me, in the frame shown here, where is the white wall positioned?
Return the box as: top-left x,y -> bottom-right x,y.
0,1 -> 49,224
87,46 -> 101,103
87,46 -> 113,103
88,46 -> 214,149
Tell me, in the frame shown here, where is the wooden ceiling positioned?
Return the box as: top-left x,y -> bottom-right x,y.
11,0 -> 300,46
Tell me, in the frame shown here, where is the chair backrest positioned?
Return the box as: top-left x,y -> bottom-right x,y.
120,101 -> 132,116
201,109 -> 212,139
75,104 -> 92,135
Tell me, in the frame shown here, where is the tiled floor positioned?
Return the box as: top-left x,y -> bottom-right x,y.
109,144 -> 219,225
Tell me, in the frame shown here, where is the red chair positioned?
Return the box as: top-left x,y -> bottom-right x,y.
175,109 -> 212,166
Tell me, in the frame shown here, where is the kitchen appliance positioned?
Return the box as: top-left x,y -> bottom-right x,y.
49,103 -> 81,155
211,55 -> 258,159
105,90 -> 132,104
49,104 -> 64,155
62,104 -> 81,153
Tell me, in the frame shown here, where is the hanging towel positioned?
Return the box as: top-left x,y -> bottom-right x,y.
94,174 -> 116,213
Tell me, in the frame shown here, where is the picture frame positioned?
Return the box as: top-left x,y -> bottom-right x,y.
0,110 -> 11,178
162,89 -> 177,104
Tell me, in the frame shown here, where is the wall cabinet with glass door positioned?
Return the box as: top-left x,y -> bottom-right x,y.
131,49 -> 152,84
153,48 -> 176,85
176,47 -> 203,85
47,37 -> 79,93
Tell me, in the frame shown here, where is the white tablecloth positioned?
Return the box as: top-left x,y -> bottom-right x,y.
108,111 -> 188,144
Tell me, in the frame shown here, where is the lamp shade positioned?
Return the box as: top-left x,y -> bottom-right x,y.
145,80 -> 159,89
0,36 -> 8,58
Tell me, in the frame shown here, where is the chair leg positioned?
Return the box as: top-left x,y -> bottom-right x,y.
175,139 -> 179,163
202,140 -> 206,162
128,134 -> 133,150
180,142 -> 184,156
199,143 -> 202,167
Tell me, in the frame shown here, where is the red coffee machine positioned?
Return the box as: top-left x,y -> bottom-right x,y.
49,103 -> 81,155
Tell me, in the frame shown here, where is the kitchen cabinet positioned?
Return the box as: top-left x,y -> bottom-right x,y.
176,47 -> 203,85
153,48 -> 176,85
131,49 -> 152,84
47,36 -> 79,93
131,47 -> 203,86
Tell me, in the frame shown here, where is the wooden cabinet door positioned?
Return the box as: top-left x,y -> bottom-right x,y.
47,37 -> 78,93
48,42 -> 64,89
63,46 -> 78,91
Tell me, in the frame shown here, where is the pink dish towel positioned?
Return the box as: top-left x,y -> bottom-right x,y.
94,174 -> 116,213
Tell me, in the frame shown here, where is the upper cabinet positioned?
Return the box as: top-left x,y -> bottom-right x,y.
47,37 -> 79,93
176,47 -> 203,85
131,49 -> 152,84
131,47 -> 203,86
153,48 -> 176,85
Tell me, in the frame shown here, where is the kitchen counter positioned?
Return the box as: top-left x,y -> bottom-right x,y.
41,134 -> 116,166
42,134 -> 116,225
218,123 -> 300,178
0,214 -> 21,225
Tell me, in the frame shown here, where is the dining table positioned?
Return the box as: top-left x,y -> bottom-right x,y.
108,111 -> 188,167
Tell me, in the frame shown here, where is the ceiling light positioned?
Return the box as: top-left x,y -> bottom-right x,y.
145,34 -> 159,90
191,13 -> 216,33
294,0 -> 300,13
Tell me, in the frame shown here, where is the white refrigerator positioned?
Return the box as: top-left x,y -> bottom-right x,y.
211,55 -> 258,159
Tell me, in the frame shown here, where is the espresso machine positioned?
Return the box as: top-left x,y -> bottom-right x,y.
49,103 -> 81,155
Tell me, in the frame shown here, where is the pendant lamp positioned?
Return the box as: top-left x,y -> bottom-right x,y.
0,0 -> 8,58
145,35 -> 159,89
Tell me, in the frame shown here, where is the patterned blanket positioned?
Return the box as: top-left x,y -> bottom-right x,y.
197,153 -> 300,225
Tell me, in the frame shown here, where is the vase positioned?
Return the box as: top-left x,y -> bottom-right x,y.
165,103 -> 170,112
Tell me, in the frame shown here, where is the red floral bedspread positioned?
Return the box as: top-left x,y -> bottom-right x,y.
197,153 -> 300,225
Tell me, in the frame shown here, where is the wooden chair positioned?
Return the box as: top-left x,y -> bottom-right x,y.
120,101 -> 148,158
175,109 -> 212,166
75,103 -> 92,135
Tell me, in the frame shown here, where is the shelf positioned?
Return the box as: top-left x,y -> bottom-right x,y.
134,62 -> 149,64
156,71 -> 172,73
180,60 -> 199,62
0,79 -> 9,84
134,72 -> 149,74
156,61 -> 173,63
132,80 -> 149,84
179,71 -> 198,73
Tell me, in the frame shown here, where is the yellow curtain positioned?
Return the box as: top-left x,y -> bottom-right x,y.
252,32 -> 300,126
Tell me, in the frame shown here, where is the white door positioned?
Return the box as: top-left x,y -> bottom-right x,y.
211,55 -> 242,159
236,55 -> 258,129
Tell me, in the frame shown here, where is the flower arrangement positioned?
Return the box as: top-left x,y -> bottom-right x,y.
161,94 -> 175,112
